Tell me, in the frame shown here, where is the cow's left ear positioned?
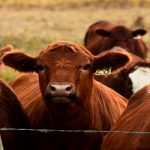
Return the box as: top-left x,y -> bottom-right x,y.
2,51 -> 38,72
132,29 -> 147,37
92,50 -> 129,73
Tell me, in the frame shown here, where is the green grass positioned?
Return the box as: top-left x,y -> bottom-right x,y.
0,4 -> 150,81
0,67 -> 20,82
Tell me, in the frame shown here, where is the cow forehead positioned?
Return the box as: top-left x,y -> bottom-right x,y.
37,42 -> 93,65
38,51 -> 91,67
39,41 -> 93,57
112,26 -> 131,34
111,26 -> 132,40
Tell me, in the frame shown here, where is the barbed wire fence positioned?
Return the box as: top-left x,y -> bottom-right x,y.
0,128 -> 150,134
1,128 -> 150,150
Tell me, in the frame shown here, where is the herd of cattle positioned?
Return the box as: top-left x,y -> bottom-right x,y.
1,20 -> 150,150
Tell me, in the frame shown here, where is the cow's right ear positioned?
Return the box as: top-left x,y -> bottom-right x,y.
2,51 -> 37,72
92,50 -> 130,73
95,29 -> 111,37
132,29 -> 147,37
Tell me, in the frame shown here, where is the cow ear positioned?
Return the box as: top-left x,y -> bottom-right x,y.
95,29 -> 111,37
92,51 -> 129,73
132,29 -> 147,37
2,51 -> 37,72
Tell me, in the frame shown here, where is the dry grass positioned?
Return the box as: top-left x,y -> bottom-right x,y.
0,0 -> 98,6
1,0 -> 150,7
0,4 -> 150,81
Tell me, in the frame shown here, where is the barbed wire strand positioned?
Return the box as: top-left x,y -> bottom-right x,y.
0,128 -> 150,134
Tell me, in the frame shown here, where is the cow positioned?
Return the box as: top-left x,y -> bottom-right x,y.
3,41 -> 127,150
0,79 -> 32,150
0,45 -> 13,71
94,48 -> 150,99
84,20 -> 148,59
101,83 -> 150,150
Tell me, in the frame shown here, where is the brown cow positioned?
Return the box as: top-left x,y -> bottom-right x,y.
94,48 -> 144,98
101,84 -> 150,150
94,48 -> 150,99
0,45 -> 13,71
3,41 -> 127,150
0,79 -> 32,150
84,20 -> 148,59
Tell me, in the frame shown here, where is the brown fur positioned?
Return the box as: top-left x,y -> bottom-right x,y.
102,84 -> 150,150
84,20 -> 148,59
0,45 -> 13,57
3,41 -> 127,150
0,45 -> 13,71
0,79 -> 32,150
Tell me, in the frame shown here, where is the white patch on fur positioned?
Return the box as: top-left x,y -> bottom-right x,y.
111,46 -> 126,51
129,66 -> 150,93
133,35 -> 142,39
0,135 -> 4,150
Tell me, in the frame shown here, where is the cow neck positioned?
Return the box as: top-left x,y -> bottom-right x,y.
129,66 -> 150,93
91,80 -> 111,131
92,80 -> 127,131
29,96 -> 95,130
27,96 -> 47,128
48,109 -> 94,130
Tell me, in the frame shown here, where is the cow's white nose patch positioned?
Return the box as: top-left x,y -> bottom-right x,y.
129,66 -> 150,93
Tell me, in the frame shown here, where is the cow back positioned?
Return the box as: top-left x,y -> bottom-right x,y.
102,84 -> 150,150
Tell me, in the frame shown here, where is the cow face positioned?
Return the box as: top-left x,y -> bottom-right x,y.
95,26 -> 147,51
36,43 -> 94,109
2,41 -> 129,111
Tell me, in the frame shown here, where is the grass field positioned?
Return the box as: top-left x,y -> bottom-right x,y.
0,1 -> 150,81
1,0 -> 150,7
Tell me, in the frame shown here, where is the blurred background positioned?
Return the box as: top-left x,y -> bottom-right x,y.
0,0 -> 150,81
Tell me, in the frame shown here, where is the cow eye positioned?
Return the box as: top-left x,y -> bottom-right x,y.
82,64 -> 91,70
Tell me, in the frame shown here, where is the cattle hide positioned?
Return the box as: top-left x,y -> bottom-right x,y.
102,84 -> 150,150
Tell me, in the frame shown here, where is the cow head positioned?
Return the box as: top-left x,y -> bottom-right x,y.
2,41 -> 129,111
94,49 -> 145,98
95,26 -> 147,51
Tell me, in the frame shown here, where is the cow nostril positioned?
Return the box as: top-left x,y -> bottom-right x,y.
51,86 -> 56,91
66,86 -> 72,92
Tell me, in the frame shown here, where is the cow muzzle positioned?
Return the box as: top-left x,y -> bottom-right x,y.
45,83 -> 76,103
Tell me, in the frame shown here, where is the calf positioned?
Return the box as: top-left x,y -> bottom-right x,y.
3,41 -> 127,150
0,79 -> 31,150
84,20 -> 148,59
102,84 -> 150,150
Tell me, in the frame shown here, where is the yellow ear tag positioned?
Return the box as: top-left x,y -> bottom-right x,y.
95,67 -> 112,75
